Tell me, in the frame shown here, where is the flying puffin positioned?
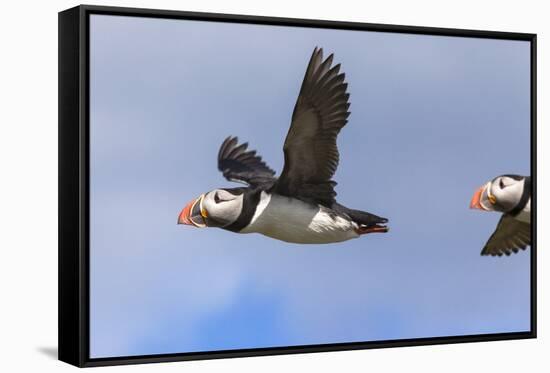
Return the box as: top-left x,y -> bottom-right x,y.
177,47 -> 388,244
470,174 -> 531,256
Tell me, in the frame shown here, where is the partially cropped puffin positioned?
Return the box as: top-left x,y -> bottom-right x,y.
178,47 -> 388,244
470,174 -> 531,256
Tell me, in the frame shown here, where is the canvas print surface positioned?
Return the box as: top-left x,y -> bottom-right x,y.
89,14 -> 531,358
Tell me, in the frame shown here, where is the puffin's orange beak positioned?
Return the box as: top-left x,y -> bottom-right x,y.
470,185 -> 487,210
178,195 -> 207,227
178,199 -> 195,225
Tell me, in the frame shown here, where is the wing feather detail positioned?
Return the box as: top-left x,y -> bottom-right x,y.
217,136 -> 276,186
275,47 -> 351,205
481,215 -> 531,257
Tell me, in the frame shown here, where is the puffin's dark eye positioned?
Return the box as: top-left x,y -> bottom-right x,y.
214,192 -> 222,203
499,179 -> 505,189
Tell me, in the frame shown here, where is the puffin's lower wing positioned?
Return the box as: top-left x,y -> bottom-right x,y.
481,214 -> 531,256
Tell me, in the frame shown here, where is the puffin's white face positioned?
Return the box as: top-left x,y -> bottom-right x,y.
470,175 -> 525,213
178,189 -> 244,228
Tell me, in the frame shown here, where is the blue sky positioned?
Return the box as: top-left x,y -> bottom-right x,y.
89,15 -> 531,358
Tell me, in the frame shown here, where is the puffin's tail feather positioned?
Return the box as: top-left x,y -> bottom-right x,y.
332,203 -> 388,226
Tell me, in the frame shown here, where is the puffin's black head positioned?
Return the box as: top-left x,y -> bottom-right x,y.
178,188 -> 245,228
470,174 -> 528,213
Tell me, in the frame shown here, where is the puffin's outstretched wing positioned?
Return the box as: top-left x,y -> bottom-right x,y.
481,215 -> 531,256
218,136 -> 276,186
275,47 -> 351,206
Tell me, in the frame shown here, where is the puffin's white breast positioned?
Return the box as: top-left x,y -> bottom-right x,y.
239,192 -> 359,244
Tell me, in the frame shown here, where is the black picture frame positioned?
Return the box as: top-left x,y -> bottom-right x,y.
59,4 -> 537,367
